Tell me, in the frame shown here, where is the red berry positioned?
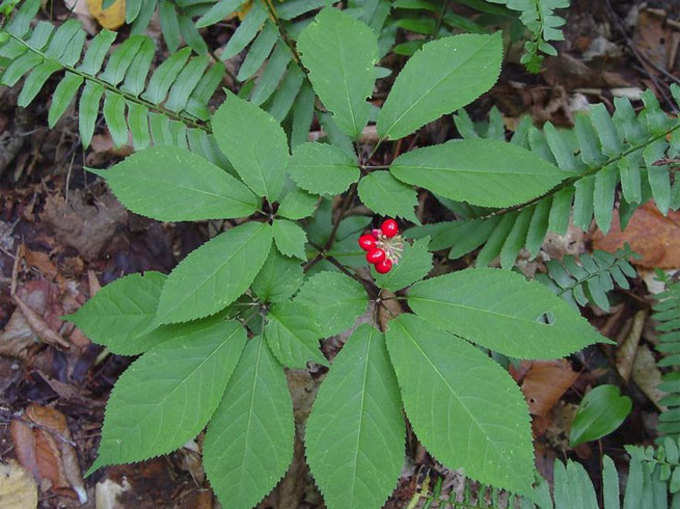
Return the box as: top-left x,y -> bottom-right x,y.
366,248 -> 385,264
358,234 -> 376,251
375,258 -> 393,274
381,219 -> 399,238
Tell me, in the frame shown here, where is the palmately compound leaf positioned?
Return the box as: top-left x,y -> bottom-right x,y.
408,268 -> 610,359
65,271 -> 167,355
203,336 -> 294,509
264,301 -> 328,369
297,7 -> 378,139
87,320 -> 247,474
294,271 -> 368,337
373,237 -> 432,292
286,142 -> 360,196
385,314 -> 534,495
305,324 -> 405,509
357,170 -> 419,223
88,146 -> 259,221
272,219 -> 308,260
251,248 -> 304,304
156,222 -> 272,324
377,32 -> 503,141
390,139 -> 569,208
212,93 -> 289,201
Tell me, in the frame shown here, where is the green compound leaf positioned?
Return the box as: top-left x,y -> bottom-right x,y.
569,384 -> 632,447
252,248 -> 303,304
277,187 -> 319,220
156,222 -> 272,324
204,336 -> 294,509
88,146 -> 259,221
305,324 -> 405,509
408,268 -> 609,359
373,237 -> 432,292
377,32 -> 503,141
294,271 -> 368,337
390,139 -> 568,208
272,219 -> 308,260
65,271 -> 167,356
264,301 -> 328,369
87,319 -> 247,474
385,314 -> 534,495
212,93 -> 289,201
297,7 -> 378,139
357,171 -> 419,223
286,142 -> 360,196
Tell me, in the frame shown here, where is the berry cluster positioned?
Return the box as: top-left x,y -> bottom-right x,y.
358,219 -> 403,274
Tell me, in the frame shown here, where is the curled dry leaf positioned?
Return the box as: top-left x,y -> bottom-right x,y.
592,202 -> 680,269
10,405 -> 87,503
12,295 -> 70,349
0,460 -> 38,509
615,310 -> 647,382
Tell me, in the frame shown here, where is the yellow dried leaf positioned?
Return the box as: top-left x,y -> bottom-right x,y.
86,0 -> 126,30
0,460 -> 38,509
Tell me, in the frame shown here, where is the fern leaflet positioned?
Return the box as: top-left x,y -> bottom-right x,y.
654,271 -> 680,439
536,245 -> 637,312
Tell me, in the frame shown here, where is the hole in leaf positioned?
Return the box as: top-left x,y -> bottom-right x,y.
536,311 -> 555,325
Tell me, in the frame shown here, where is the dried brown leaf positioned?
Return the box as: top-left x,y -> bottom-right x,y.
12,295 -> 70,349
520,360 -> 579,417
615,310 -> 647,382
592,202 -> 680,268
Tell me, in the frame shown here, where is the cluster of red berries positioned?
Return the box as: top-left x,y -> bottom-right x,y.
358,218 -> 403,274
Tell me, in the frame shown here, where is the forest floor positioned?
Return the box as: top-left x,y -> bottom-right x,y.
2,0 -> 680,508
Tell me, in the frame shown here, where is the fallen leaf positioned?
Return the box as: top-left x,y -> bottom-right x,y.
13,295 -> 70,349
9,419 -> 39,481
0,283 -> 49,359
86,0 -> 126,30
632,344 -> 667,411
633,8 -> 676,75
23,249 -> 58,281
10,405 -> 87,503
615,310 -> 647,382
41,190 -> 127,262
592,201 -> 680,269
0,460 -> 38,509
519,360 -> 579,417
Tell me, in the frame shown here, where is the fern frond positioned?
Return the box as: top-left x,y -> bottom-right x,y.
535,245 -> 637,312
0,0 -> 335,156
414,90 -> 680,269
0,0 -> 232,164
413,443 -> 680,508
652,271 -> 680,439
487,0 -> 570,72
